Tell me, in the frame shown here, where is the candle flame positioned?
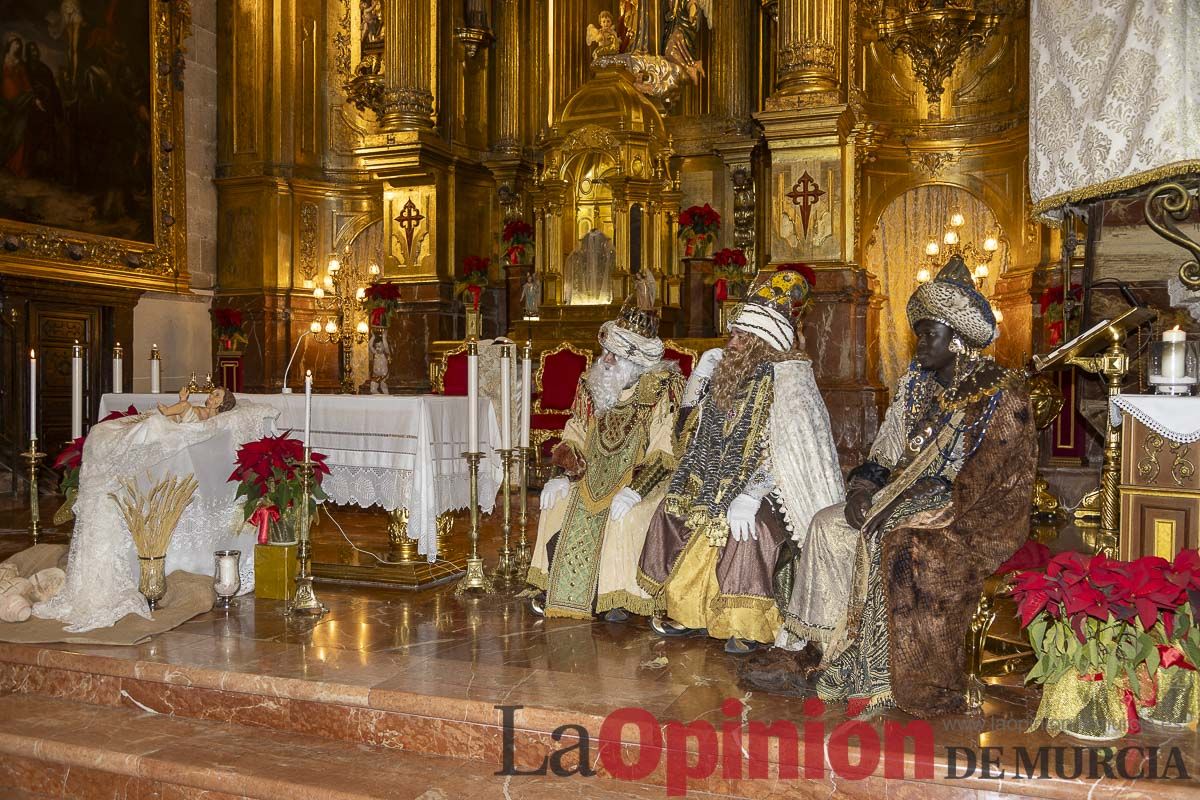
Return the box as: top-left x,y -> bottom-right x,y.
1172,325 -> 1182,331
30,349 -> 35,358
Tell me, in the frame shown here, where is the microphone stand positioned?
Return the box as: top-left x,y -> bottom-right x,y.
281,331 -> 312,394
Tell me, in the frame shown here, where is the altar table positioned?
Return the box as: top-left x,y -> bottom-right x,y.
99,393 -> 503,561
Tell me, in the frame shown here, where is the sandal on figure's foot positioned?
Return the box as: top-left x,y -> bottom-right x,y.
603,608 -> 629,623
529,593 -> 546,617
650,616 -> 704,637
724,636 -> 760,655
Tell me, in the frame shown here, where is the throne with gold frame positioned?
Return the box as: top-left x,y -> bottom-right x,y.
428,343 -> 470,395
662,339 -> 698,377
529,342 -> 593,477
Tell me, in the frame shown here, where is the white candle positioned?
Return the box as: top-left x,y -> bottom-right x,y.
217,557 -> 239,591
520,342 -> 531,448
71,341 -> 83,439
1162,327 -> 1187,380
304,370 -> 312,447
149,344 -> 161,394
467,342 -> 479,454
112,343 -> 123,393
29,349 -> 36,439
500,344 -> 512,450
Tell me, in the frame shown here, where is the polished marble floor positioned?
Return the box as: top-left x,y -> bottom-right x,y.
2,490 -> 1198,798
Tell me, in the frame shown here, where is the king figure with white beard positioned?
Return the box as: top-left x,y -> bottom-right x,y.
525,299 -> 686,620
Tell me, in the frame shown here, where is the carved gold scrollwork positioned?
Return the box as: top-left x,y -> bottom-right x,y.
1169,441 -> 1195,487
1144,182 -> 1200,290
1138,432 -> 1164,483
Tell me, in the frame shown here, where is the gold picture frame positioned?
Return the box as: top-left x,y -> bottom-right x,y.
0,0 -> 192,293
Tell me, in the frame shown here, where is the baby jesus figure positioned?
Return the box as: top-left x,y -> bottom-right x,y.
157,386 -> 236,423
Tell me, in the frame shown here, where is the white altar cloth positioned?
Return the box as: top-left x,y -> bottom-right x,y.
1110,394 -> 1200,444
99,393 -> 503,561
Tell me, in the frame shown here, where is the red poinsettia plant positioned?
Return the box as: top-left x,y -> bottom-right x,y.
212,307 -> 248,352
677,203 -> 720,257
502,220 -> 535,266
53,405 -> 142,496
1038,284 -> 1083,347
1012,548 -> 1200,698
455,255 -> 490,310
228,432 -> 331,544
364,282 -> 402,327
709,248 -> 749,301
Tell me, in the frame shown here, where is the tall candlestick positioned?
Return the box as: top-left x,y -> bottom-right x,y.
467,340 -> 479,454
29,349 -> 36,438
112,343 -> 124,393
304,370 -> 312,446
71,341 -> 83,439
500,343 -> 512,450
149,344 -> 161,393
520,341 -> 531,448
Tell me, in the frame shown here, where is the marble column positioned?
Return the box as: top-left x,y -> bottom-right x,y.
382,0 -> 437,129
773,0 -> 841,99
494,0 -> 521,154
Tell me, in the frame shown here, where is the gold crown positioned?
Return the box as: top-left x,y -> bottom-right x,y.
615,296 -> 660,338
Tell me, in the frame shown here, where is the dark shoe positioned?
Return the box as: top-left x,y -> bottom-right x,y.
603,608 -> 629,623
529,593 -> 546,617
650,616 -> 705,637
725,636 -> 760,655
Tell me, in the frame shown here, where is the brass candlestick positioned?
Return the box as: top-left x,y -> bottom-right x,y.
288,448 -> 327,615
23,439 -> 45,544
492,448 -> 516,584
514,445 -> 532,576
455,451 -> 494,594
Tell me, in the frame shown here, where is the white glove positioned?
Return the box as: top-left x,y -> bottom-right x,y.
694,348 -> 724,380
540,477 -> 570,509
609,487 -> 641,522
683,348 -> 724,407
726,493 -> 761,543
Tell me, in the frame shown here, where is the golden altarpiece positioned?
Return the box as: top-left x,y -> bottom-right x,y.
211,0 -> 1049,470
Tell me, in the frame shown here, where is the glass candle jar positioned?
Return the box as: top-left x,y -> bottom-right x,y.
1148,333 -> 1199,395
213,549 -> 242,609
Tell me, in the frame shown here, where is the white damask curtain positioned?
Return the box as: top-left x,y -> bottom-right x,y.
1029,0 -> 1200,220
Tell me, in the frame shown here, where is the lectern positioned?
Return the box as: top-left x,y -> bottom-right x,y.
1032,307 -> 1157,554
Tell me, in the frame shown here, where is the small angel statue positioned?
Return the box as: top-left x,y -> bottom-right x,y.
586,11 -> 621,58
157,386 -> 236,423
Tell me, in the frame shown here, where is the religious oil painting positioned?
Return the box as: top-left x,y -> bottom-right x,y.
0,0 -> 154,243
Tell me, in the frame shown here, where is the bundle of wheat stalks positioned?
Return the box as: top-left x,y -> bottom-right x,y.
111,475 -> 199,558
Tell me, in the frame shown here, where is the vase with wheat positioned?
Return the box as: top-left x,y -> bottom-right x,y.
111,475 -> 198,610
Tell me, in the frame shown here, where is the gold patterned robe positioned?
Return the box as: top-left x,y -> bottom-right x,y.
526,369 -> 684,619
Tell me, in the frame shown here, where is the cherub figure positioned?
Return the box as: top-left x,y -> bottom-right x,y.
586,11 -> 621,58
368,329 -> 391,394
157,387 -> 236,423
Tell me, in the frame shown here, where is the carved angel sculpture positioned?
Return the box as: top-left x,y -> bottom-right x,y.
586,11 -> 621,58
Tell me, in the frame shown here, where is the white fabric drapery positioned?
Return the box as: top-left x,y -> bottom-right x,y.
1029,0 -> 1200,219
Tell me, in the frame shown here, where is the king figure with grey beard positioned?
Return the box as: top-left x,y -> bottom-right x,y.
525,298 -> 685,621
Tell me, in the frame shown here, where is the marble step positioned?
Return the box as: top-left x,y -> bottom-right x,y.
0,692 -> 715,800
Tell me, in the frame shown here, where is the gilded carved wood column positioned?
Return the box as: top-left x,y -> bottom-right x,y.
774,0 -> 841,98
494,0 -> 521,153
710,0 -> 756,122
382,0 -> 437,129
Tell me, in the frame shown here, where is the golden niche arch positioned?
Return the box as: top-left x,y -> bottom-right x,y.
531,67 -> 681,315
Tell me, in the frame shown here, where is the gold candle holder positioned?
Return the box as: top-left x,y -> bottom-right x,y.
514,445 -> 533,576
492,448 -> 516,584
288,448 -> 327,616
23,439 -> 45,544
455,451 -> 494,594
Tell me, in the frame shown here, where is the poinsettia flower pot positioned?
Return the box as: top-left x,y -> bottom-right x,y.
1138,664 -> 1199,727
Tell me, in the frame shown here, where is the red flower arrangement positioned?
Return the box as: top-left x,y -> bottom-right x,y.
456,256 -> 490,310
228,432 -> 331,543
677,204 -> 720,257
53,405 -> 141,496
1012,548 -> 1200,712
710,248 -> 749,301
212,307 -> 248,352
502,220 -> 535,266
364,282 -> 402,327
1038,284 -> 1082,347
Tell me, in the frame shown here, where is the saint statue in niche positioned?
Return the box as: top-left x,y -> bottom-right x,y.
563,229 -> 614,306
520,272 -> 542,319
635,268 -> 657,311
360,0 -> 383,47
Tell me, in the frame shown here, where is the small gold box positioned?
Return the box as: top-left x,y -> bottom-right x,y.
254,543 -> 297,601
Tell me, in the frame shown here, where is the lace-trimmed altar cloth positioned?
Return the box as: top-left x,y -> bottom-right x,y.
34,402 -> 279,633
99,393 -> 504,563
1110,394 -> 1200,444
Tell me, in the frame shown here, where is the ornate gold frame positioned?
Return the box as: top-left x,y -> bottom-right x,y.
532,342 -> 594,414
0,1 -> 191,293
429,343 -> 470,394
